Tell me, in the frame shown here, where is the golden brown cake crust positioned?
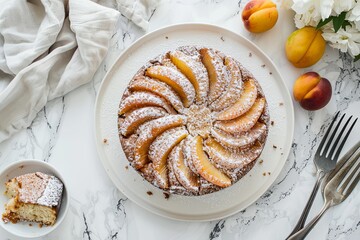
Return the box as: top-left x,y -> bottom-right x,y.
118,46 -> 269,196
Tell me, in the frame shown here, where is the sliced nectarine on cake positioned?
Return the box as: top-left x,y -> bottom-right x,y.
215,97 -> 265,134
119,107 -> 167,137
129,77 -> 184,112
169,50 -> 209,104
210,56 -> 243,111
204,137 -> 263,170
216,79 -> 257,120
148,127 -> 188,189
133,115 -> 186,169
211,122 -> 266,149
169,144 -> 200,192
145,66 -> 195,107
199,48 -> 230,103
119,91 -> 175,115
190,136 -> 231,188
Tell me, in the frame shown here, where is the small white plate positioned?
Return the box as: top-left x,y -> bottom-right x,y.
0,160 -> 69,238
94,23 -> 294,221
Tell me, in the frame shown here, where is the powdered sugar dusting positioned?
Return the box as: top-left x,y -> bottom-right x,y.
169,50 -> 209,104
146,66 -> 195,107
119,91 -> 175,114
210,56 -> 243,111
148,126 -> 188,169
211,123 -> 266,149
130,77 -> 184,113
200,48 -> 230,103
37,176 -> 64,207
215,98 -> 265,134
120,107 -> 167,136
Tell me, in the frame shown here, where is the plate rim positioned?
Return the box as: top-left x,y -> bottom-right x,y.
94,23 -> 295,222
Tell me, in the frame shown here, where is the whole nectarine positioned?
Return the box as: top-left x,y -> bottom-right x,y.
242,0 -> 278,33
293,72 -> 332,111
286,27 -> 326,68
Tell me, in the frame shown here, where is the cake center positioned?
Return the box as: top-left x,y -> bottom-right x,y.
185,105 -> 212,138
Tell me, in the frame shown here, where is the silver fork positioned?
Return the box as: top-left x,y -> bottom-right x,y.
288,143 -> 360,240
287,112 -> 358,238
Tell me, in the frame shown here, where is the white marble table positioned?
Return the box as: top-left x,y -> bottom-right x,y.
1,1 -> 359,239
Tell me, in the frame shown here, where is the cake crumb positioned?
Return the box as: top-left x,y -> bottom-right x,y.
269,72 -> 272,75
262,172 -> 266,176
281,153 -> 284,155
19,165 -> 24,169
261,64 -> 266,68
125,166 -> 129,170
268,172 -> 271,175
249,52 -> 252,57
103,138 -> 108,144
259,159 -> 264,164
146,191 -> 153,196
165,36 -> 168,39
273,145 -> 277,149
279,102 -> 284,106
163,192 -> 170,200
29,223 -> 32,227
220,36 -> 225,42
39,223 -> 43,228
271,121 -> 274,126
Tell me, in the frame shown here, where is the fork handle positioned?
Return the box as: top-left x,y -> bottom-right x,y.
287,201 -> 331,240
286,170 -> 325,239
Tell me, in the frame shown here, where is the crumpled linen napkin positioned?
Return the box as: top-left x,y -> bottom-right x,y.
0,0 -> 158,142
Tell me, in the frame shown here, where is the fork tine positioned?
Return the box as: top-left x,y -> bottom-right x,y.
322,113 -> 345,157
328,116 -> 355,160
316,111 -> 340,156
338,156 -> 360,195
328,147 -> 360,189
339,149 -> 360,194
343,163 -> 360,199
333,118 -> 358,161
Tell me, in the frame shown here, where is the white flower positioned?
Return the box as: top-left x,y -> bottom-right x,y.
332,0 -> 355,15
347,3 -> 360,30
322,23 -> 360,56
294,11 -> 320,28
291,0 -> 334,20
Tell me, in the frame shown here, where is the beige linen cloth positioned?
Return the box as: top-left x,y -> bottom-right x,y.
0,0 -> 158,142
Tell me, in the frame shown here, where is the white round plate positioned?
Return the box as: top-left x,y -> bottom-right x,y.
0,160 -> 69,238
94,23 -> 294,221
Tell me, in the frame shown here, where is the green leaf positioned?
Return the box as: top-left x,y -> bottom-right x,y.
333,12 -> 347,32
342,20 -> 351,30
355,55 -> 360,62
316,17 -> 333,30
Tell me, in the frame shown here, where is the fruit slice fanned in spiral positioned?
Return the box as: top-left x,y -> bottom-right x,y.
199,48 -> 230,103
210,56 -> 243,111
119,91 -> 176,115
205,137 -> 263,170
169,50 -> 209,104
215,97 -> 266,134
129,77 -> 184,112
120,107 -> 167,137
145,66 -> 195,107
216,79 -> 257,121
118,46 -> 269,196
190,136 -> 232,188
168,144 -> 200,193
133,115 -> 187,169
149,127 -> 188,189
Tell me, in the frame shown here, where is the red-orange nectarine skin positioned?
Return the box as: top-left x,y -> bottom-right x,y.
300,78 -> 332,111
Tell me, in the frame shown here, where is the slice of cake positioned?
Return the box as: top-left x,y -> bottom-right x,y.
2,172 -> 64,226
